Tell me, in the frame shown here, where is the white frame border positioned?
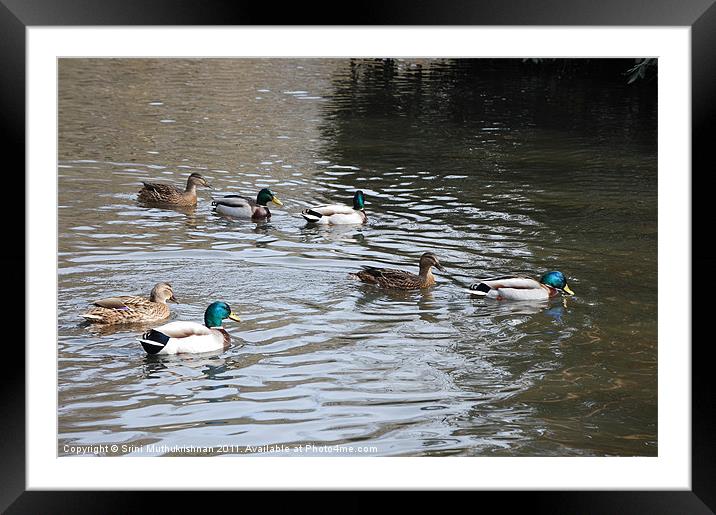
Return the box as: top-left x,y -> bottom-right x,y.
28,26 -> 690,490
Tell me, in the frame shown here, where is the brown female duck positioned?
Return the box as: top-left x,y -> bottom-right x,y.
138,172 -> 212,206
351,252 -> 445,289
81,282 -> 177,324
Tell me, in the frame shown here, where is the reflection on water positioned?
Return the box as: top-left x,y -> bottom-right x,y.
58,58 -> 657,456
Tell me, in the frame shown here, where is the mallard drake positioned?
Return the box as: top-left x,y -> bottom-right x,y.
301,190 -> 367,225
212,188 -> 283,220
81,282 -> 177,324
467,271 -> 575,301
138,301 -> 241,355
137,172 -> 212,206
351,252 -> 445,289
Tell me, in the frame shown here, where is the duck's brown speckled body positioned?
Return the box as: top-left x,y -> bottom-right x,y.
138,173 -> 211,207
351,252 -> 445,290
82,282 -> 177,324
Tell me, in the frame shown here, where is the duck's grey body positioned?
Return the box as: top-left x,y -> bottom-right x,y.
301,204 -> 367,225
213,195 -> 271,220
468,276 -> 558,301
302,190 -> 367,225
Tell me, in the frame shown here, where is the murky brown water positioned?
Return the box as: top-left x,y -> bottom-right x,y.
58,58 -> 657,456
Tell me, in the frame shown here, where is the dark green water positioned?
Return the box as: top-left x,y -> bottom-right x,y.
58,58 -> 657,456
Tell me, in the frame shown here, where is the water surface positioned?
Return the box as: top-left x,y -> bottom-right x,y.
58,58 -> 657,456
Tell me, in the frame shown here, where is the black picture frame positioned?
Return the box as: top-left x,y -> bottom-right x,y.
5,0 -> 712,512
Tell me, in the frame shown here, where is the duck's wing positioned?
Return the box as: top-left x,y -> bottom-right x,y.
480,277 -> 541,290
150,321 -> 213,338
305,203 -> 354,216
83,296 -> 154,323
141,182 -> 180,195
211,194 -> 256,208
360,266 -> 416,284
359,265 -> 395,278
138,182 -> 186,204
120,296 -> 155,308
467,276 -> 542,297
351,266 -> 386,284
92,296 -> 140,310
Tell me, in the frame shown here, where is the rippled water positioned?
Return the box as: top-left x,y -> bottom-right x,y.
58,58 -> 657,456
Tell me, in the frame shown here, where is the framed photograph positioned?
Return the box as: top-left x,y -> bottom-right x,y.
7,0 -> 712,511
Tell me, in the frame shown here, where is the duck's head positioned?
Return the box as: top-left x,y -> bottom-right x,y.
540,271 -> 574,295
419,252 -> 445,272
188,173 -> 212,189
150,282 -> 178,304
257,188 -> 283,207
353,190 -> 366,210
204,301 -> 242,328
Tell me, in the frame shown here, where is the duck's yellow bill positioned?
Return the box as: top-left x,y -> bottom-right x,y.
228,312 -> 242,322
272,196 -> 283,206
563,284 -> 575,296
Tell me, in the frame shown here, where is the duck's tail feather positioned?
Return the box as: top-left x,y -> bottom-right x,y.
467,283 -> 491,296
301,209 -> 323,223
139,329 -> 170,354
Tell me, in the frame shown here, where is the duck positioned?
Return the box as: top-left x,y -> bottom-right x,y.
350,252 -> 445,289
467,271 -> 575,301
212,188 -> 283,220
81,282 -> 177,324
138,301 -> 241,355
301,190 -> 367,225
137,172 -> 212,206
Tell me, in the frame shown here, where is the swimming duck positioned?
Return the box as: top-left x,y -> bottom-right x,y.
351,252 -> 445,289
212,188 -> 283,220
138,301 -> 241,355
467,271 -> 575,301
137,172 -> 212,206
301,190 -> 367,225
81,282 -> 177,324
